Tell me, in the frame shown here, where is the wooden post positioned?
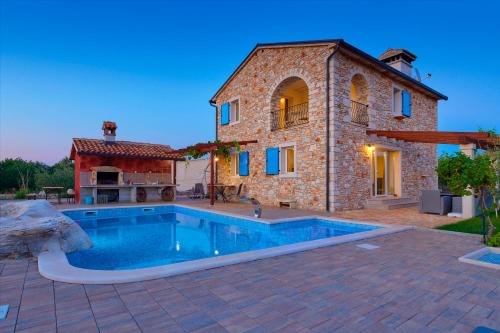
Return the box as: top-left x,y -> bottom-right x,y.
210,148 -> 215,206
173,160 -> 177,185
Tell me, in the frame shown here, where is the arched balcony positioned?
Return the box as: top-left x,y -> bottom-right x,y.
350,74 -> 369,126
270,77 -> 309,131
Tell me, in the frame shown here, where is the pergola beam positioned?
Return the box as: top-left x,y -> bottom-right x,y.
172,140 -> 258,154
170,140 -> 258,206
366,130 -> 498,148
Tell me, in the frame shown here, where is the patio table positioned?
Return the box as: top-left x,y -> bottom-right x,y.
43,187 -> 64,204
208,184 -> 235,203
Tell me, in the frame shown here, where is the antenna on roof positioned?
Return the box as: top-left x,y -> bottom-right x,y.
413,68 -> 432,82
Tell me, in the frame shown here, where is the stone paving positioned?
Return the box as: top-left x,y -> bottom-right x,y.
1,229 -> 499,333
54,198 -> 458,228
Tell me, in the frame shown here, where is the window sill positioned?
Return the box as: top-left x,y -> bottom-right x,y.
229,121 -> 240,126
279,173 -> 297,179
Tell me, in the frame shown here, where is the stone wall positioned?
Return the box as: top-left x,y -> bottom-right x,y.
330,51 -> 438,210
214,45 -> 440,211
215,45 -> 334,210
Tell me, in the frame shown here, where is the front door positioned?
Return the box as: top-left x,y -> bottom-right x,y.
371,149 -> 399,196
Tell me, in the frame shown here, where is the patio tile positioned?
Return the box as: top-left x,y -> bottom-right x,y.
0,227 -> 499,333
175,312 -> 216,332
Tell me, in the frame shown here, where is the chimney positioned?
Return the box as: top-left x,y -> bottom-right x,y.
378,48 -> 417,76
102,121 -> 117,144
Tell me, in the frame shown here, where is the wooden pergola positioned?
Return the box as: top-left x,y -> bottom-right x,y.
366,130 -> 500,149
170,140 -> 258,205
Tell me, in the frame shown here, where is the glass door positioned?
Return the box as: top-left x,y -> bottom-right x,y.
371,149 -> 399,197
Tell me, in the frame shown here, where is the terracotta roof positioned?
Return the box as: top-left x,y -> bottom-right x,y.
70,138 -> 184,160
210,39 -> 447,102
102,121 -> 117,130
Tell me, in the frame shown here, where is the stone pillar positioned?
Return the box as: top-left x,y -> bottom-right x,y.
460,143 -> 476,218
130,186 -> 137,203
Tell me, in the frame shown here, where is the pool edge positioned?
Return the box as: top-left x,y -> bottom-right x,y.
458,247 -> 500,270
38,223 -> 412,284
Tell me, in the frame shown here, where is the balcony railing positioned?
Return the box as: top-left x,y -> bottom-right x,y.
351,100 -> 369,126
271,102 -> 309,131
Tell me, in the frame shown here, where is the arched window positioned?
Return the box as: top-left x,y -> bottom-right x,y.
270,77 -> 309,131
350,74 -> 369,126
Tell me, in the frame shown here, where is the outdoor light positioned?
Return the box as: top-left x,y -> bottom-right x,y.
214,250 -> 219,255
214,156 -> 219,162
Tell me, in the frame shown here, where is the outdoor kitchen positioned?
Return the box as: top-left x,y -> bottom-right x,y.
70,121 -> 183,204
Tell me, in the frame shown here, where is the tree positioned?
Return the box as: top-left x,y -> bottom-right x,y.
35,157 -> 74,191
436,152 -> 498,240
0,158 -> 48,192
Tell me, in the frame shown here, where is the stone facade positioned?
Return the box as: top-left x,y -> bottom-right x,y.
213,43 -> 441,211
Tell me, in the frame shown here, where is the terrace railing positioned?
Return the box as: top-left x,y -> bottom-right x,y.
271,102 -> 309,131
351,100 -> 369,126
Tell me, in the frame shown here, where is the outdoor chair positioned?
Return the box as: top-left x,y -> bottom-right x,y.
419,190 -> 452,215
190,183 -> 205,199
226,183 -> 244,202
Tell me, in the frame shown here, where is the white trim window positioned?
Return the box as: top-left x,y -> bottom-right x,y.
279,143 -> 296,177
230,153 -> 239,176
392,86 -> 403,116
229,98 -> 240,124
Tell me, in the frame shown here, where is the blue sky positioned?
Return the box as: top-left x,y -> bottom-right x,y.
1,0 -> 499,165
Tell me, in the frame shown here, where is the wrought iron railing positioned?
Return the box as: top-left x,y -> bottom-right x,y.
351,100 -> 369,126
271,102 -> 309,131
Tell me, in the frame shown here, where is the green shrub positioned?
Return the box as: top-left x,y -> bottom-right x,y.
486,232 -> 500,247
15,189 -> 27,199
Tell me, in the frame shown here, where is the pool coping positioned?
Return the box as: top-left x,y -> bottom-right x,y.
458,247 -> 500,270
39,204 -> 412,284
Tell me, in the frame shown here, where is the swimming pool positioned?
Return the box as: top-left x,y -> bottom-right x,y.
64,205 -> 381,270
38,205 -> 407,284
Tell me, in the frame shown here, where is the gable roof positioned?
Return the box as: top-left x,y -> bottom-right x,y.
210,39 -> 447,102
70,138 -> 184,160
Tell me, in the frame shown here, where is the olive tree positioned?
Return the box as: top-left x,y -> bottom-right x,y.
436,152 -> 498,240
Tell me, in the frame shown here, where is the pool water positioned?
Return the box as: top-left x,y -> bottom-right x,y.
64,206 -> 381,270
478,253 -> 500,265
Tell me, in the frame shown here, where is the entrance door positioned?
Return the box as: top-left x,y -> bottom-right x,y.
372,149 -> 399,196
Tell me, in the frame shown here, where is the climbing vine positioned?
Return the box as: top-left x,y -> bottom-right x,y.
184,140 -> 240,162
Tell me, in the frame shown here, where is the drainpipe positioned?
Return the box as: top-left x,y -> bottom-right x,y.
209,100 -> 218,183
325,43 -> 341,212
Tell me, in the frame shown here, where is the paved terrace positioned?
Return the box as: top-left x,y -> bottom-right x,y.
1,228 -> 499,333
54,198 -> 458,228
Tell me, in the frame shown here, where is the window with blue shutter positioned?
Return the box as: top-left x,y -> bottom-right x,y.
221,103 -> 230,125
402,91 -> 411,117
266,147 -> 280,175
239,151 -> 249,176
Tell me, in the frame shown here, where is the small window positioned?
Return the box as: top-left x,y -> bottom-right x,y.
230,99 -> 240,123
392,87 -> 402,116
230,153 -> 239,176
280,145 -> 295,175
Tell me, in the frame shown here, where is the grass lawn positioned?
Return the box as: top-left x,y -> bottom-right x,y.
436,213 -> 499,235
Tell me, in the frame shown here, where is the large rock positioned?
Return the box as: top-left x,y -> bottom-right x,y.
0,200 -> 92,259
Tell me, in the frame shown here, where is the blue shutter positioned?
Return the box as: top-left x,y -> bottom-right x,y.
221,103 -> 230,125
266,147 -> 279,175
239,151 -> 249,176
402,91 -> 411,117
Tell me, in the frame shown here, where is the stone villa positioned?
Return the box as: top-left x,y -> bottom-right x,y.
210,39 -> 447,211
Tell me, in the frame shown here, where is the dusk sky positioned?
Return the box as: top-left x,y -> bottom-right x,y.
1,0 -> 499,165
